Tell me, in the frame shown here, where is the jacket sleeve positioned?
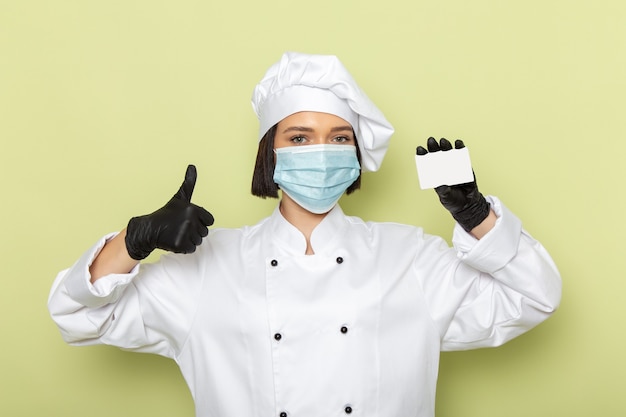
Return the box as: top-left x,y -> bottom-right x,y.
47,233 -> 205,359
417,196 -> 562,351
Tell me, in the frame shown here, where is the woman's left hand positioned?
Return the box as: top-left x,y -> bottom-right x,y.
416,137 -> 491,233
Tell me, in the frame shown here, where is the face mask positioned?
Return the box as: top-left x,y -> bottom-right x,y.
273,144 -> 360,214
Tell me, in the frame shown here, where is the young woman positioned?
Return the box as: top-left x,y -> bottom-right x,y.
48,52 -> 561,417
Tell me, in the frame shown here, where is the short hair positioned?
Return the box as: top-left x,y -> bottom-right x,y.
251,124 -> 362,199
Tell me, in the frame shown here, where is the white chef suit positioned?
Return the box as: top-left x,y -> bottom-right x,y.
48,196 -> 561,417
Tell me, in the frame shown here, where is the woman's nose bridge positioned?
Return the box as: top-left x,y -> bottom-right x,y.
311,132 -> 330,144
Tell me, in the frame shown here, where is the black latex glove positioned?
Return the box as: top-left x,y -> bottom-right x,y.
125,165 -> 215,260
416,137 -> 490,233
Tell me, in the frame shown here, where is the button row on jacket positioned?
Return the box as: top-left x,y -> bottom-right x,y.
278,406 -> 352,417
273,326 -> 348,342
269,256 -> 345,267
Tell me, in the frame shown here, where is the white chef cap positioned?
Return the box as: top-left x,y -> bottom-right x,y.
251,51 -> 394,172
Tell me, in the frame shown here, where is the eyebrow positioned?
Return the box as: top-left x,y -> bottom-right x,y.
281,125 -> 353,134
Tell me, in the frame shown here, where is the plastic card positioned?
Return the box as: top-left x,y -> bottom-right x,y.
415,147 -> 474,190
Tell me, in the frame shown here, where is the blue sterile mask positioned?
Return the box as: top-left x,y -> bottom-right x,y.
273,144 -> 361,214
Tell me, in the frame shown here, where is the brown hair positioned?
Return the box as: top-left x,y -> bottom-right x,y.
251,124 -> 362,198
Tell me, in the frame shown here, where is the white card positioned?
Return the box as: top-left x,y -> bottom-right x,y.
415,147 -> 474,189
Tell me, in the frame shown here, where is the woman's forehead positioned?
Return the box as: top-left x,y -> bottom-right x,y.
277,111 -> 353,130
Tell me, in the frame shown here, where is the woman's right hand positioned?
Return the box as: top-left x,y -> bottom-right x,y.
125,165 -> 215,260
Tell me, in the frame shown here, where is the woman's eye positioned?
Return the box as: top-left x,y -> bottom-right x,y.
333,136 -> 350,143
290,136 -> 307,144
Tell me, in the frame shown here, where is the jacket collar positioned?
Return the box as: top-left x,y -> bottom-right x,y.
267,204 -> 348,256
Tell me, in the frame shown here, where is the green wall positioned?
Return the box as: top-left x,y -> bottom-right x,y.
1,0 -> 624,415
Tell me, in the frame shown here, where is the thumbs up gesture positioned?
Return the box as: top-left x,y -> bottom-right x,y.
125,165 -> 215,260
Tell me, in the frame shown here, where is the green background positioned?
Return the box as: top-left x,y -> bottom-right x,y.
1,0 -> 624,415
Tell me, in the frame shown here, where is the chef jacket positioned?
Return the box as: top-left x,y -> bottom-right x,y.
48,196 -> 561,417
